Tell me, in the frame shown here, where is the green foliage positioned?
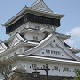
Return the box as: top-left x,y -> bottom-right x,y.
0,60 -> 12,80
14,69 -> 27,80
63,78 -> 68,80
0,57 -> 18,80
73,69 -> 80,80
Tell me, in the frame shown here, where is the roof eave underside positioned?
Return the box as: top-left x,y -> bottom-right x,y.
2,7 -> 64,27
18,55 -> 80,65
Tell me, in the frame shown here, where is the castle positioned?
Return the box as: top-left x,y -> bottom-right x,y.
0,0 -> 80,79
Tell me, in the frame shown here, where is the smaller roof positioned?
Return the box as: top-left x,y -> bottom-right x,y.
0,41 -> 8,50
55,32 -> 71,40
18,55 -> 80,65
70,48 -> 80,54
64,42 -> 71,48
31,0 -> 53,13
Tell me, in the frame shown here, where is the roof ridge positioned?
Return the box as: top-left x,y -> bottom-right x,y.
30,0 -> 53,13
31,0 -> 43,7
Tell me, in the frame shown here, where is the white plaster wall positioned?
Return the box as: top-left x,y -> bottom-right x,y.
25,22 -> 53,32
33,44 -> 73,59
24,22 -> 30,28
44,45 -> 73,59
24,33 -> 38,40
1,46 -> 24,60
16,60 -> 80,77
16,47 -> 24,54
8,41 -> 12,48
27,22 -> 45,29
24,32 -> 45,41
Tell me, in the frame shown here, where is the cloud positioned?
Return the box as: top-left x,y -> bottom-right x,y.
66,27 -> 80,37
65,39 -> 74,45
65,27 -> 80,48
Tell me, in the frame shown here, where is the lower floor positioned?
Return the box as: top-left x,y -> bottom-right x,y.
14,56 -> 80,77
27,74 -> 73,80
0,56 -> 80,80
2,73 -> 73,80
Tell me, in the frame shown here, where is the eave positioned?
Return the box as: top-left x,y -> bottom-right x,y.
70,48 -> 80,54
18,55 -> 80,65
4,35 -> 14,44
24,33 -> 80,61
55,32 -> 71,40
2,6 -> 28,27
0,41 -> 38,57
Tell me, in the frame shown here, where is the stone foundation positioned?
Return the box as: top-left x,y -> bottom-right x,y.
26,73 -> 73,80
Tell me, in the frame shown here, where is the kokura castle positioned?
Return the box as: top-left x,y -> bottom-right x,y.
0,0 -> 80,79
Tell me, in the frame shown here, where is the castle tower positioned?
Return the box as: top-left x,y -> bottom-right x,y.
1,0 -> 80,79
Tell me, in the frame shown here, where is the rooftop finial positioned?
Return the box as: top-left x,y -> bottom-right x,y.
38,0 -> 43,1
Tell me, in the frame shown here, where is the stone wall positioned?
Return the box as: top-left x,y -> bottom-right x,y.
26,73 -> 73,80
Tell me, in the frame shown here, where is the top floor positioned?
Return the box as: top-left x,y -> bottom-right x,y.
2,0 -> 64,35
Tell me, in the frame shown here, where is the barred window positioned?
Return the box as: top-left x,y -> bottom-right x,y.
51,50 -> 61,55
64,67 -> 69,71
46,50 -> 50,53
43,65 -> 46,69
32,64 -> 37,69
33,36 -> 38,40
54,66 -> 58,70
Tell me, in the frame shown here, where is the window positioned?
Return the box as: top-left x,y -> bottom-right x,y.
54,51 -> 56,54
51,50 -> 54,54
51,50 -> 61,55
33,36 -> 38,40
43,65 -> 46,69
32,64 -> 37,69
57,52 -> 61,55
64,67 -> 69,71
46,50 -> 50,53
74,68 -> 77,72
54,66 -> 58,70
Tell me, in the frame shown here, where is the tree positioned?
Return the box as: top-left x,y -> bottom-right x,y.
74,69 -> 80,80
0,57 -> 18,80
63,78 -> 68,80
0,56 -> 28,80
10,69 -> 27,80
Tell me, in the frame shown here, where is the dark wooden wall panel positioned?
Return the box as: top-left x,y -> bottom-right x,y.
6,13 -> 60,34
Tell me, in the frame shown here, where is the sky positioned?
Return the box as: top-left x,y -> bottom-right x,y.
0,0 -> 80,56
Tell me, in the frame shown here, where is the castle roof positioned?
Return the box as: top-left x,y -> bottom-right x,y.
2,0 -> 64,27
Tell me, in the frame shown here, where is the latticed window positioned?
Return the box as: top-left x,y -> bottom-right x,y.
46,50 -> 50,53
33,36 -> 38,40
51,50 -> 61,55
43,65 -> 46,69
51,50 -> 54,54
32,64 -> 37,69
54,66 -> 58,70
64,67 -> 69,71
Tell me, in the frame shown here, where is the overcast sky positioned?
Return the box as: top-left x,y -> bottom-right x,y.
0,0 -> 80,56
